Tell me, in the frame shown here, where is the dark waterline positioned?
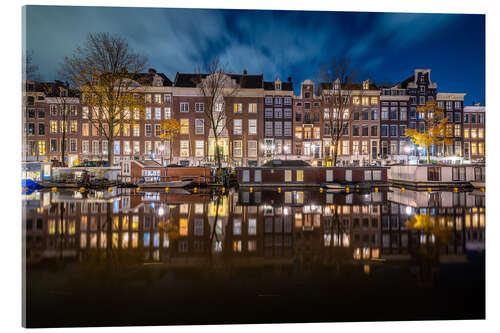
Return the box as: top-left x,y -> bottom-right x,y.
23,187 -> 485,327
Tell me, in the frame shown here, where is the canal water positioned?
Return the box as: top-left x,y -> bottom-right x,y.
22,187 -> 485,327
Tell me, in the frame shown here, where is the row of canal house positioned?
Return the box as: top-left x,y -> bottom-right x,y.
24,188 -> 483,273
23,68 -> 482,173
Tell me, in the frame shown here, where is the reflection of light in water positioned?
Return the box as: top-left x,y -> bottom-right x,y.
406,206 -> 412,215
420,234 -> 428,244
324,234 -> 331,247
343,234 -> 350,247
363,247 -> 370,259
354,248 -> 361,260
364,264 -> 370,275
158,207 -> 164,216
283,207 -> 289,215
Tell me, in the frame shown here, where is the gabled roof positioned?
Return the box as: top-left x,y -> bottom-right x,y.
318,81 -> 378,91
31,81 -> 80,97
174,73 -> 264,89
264,81 -> 293,91
397,76 -> 414,89
131,72 -> 172,87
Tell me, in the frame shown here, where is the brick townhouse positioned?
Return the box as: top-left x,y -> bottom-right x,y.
293,80 -> 323,165
463,104 -> 485,162
262,78 -> 294,160
318,79 -> 380,166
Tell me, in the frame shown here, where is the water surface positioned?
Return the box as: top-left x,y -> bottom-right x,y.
23,187 -> 485,327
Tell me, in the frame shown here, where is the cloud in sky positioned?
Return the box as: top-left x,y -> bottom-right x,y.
25,6 -> 485,104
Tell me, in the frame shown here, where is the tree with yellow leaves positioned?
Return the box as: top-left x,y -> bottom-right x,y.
62,32 -> 148,166
405,100 -> 454,164
159,119 -> 181,164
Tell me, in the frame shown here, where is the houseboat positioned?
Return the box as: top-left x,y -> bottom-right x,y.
236,160 -> 388,188
40,166 -> 121,188
22,161 -> 53,182
128,160 -> 211,188
388,164 -> 485,189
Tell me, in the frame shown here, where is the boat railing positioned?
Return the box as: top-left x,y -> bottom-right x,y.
130,175 -> 212,184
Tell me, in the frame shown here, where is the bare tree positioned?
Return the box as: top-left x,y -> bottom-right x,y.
23,49 -> 40,81
317,58 -> 362,166
193,57 -> 239,176
61,32 -> 147,166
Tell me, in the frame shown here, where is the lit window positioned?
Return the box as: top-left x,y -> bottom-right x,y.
133,124 -> 140,136
180,140 -> 189,157
180,119 -> 189,134
234,103 -> 242,113
248,103 -> 257,113
154,94 -> 162,104
233,140 -> 242,157
248,140 -> 257,157
50,120 -> 58,134
195,140 -> 204,157
38,141 -> 46,155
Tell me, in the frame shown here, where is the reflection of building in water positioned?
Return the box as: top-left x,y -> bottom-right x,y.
24,189 -> 484,278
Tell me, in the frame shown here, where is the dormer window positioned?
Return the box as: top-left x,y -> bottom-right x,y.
153,76 -> 163,87
275,83 -> 281,90
362,80 -> 369,90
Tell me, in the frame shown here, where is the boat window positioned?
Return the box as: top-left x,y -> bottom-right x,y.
474,167 -> 484,181
254,170 -> 262,183
296,170 -> 304,182
364,170 -> 372,181
453,167 -> 466,181
373,170 -> 382,181
345,170 -> 352,182
285,170 -> 292,182
242,170 -> 249,182
428,167 -> 440,181
326,169 -> 333,182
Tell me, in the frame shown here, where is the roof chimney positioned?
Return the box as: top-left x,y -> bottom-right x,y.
148,68 -> 157,74
287,77 -> 292,82
243,69 -> 247,75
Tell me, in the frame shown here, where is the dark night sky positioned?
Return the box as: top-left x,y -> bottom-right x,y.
25,6 -> 485,105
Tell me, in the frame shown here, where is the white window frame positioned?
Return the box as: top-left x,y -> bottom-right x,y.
195,118 -> 204,135
233,119 -> 242,135
180,102 -> 189,113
